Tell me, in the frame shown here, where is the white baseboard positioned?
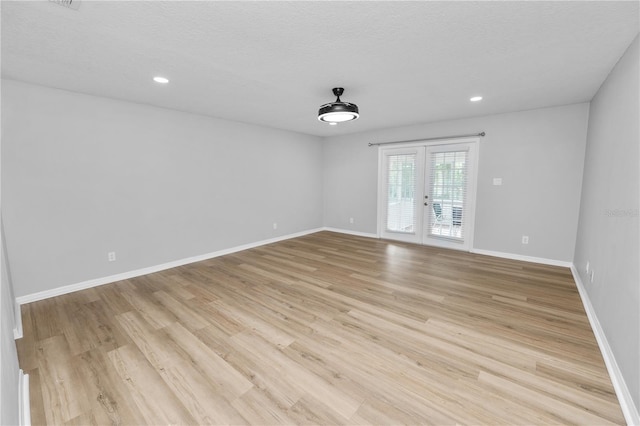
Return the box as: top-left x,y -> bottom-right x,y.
322,230 -> 573,268
18,369 -> 31,426
470,248 -> 572,268
16,228 -> 324,305
321,227 -> 379,239
13,324 -> 22,340
570,265 -> 639,426
323,231 -> 573,269
13,299 -> 23,339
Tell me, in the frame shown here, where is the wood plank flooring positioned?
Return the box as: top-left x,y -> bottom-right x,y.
16,231 -> 624,425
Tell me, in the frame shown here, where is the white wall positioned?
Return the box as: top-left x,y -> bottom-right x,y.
1,223 -> 20,426
323,103 -> 589,262
2,80 -> 324,297
1,69 -> 21,426
574,35 -> 639,411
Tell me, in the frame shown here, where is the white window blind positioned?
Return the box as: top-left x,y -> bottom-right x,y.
385,153 -> 417,233
428,149 -> 468,240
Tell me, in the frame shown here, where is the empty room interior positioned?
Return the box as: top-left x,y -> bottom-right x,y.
1,1 -> 639,425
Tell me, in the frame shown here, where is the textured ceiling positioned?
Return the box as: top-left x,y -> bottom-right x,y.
2,1 -> 638,137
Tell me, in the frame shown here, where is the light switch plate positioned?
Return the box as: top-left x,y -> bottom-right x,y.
493,178 -> 502,186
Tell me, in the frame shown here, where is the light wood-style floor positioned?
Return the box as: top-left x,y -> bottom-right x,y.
17,231 -> 624,425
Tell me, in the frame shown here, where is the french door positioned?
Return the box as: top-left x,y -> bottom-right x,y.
379,147 -> 425,243
379,139 -> 478,250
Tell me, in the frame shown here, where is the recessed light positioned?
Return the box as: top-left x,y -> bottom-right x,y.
470,96 -> 483,102
153,76 -> 169,84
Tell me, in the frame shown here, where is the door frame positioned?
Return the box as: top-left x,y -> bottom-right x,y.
377,136 -> 480,251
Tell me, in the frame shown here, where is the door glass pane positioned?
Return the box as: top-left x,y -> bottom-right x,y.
428,150 -> 467,239
386,154 -> 416,233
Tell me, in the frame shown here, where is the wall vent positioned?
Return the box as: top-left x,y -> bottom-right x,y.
49,0 -> 81,10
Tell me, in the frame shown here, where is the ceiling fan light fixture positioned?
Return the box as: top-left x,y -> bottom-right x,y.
318,88 -> 359,123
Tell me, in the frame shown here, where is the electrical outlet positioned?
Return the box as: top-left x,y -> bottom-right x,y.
349,217 -> 354,224
521,235 -> 529,244
273,222 -> 278,230
586,261 -> 590,274
108,251 -> 116,262
493,178 -> 503,186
